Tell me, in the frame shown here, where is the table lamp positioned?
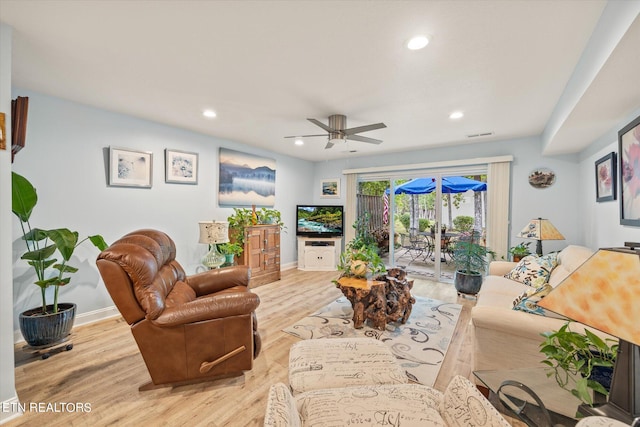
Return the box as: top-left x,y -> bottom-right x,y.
517,218 -> 565,256
538,244 -> 640,424
198,221 -> 229,269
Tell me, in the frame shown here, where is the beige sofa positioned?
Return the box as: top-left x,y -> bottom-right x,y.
471,245 -> 615,373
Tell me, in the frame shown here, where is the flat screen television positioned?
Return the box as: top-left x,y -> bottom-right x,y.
296,205 -> 344,237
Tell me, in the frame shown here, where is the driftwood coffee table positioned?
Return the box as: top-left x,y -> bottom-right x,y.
336,268 -> 415,330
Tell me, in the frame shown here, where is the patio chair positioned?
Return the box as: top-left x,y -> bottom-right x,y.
397,228 -> 428,265
423,234 -> 435,260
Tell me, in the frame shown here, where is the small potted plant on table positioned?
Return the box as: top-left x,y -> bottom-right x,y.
509,242 -> 532,262
540,322 -> 617,406
217,242 -> 243,265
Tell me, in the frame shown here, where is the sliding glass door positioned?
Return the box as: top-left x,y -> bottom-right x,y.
357,167 -> 487,283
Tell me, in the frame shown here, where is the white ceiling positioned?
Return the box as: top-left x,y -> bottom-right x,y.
1,0 -> 639,161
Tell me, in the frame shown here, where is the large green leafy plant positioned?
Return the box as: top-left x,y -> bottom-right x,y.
336,215 -> 387,279
540,322 -> 617,406
451,231 -> 492,274
12,172 -> 108,314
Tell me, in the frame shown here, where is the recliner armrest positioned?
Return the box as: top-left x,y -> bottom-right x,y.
151,291 -> 260,327
187,265 -> 250,296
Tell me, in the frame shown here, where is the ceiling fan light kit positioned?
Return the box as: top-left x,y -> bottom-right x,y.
285,114 -> 386,150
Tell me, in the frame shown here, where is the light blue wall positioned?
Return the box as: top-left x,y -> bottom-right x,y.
578,108 -> 640,248
10,89 -> 315,335
314,137 -> 586,255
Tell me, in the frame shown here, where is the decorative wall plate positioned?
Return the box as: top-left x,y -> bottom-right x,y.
528,168 -> 556,189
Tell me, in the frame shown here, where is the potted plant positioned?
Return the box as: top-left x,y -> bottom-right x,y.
227,207 -> 285,251
12,171 -> 108,347
258,207 -> 284,227
451,230 -> 492,295
509,241 -> 532,262
227,207 -> 254,249
336,243 -> 387,279
336,216 -> 386,279
217,242 -> 243,265
539,322 -> 617,406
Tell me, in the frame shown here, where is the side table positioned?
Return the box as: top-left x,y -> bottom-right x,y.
474,367 -> 582,427
335,268 -> 415,330
336,277 -> 387,329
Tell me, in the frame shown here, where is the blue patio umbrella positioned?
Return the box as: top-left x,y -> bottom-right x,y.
391,176 -> 487,194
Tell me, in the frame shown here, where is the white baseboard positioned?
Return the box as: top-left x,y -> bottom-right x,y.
281,261 -> 297,271
13,306 -> 120,344
0,396 -> 23,424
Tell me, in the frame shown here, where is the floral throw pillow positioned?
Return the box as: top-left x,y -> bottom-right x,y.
504,252 -> 558,287
512,283 -> 568,319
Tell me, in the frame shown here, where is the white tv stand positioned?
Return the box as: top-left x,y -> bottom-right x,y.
297,236 -> 342,271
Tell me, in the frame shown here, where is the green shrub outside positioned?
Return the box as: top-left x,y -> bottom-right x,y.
453,215 -> 474,232
399,213 -> 410,231
419,218 -> 431,232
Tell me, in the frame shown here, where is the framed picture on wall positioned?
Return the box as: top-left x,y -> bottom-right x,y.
165,149 -> 198,184
218,147 -> 276,206
619,114 -> 640,226
595,152 -> 616,202
108,146 -> 153,188
320,179 -> 340,198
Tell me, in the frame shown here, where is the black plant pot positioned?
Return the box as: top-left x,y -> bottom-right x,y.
590,365 -> 614,391
454,271 -> 483,295
19,303 -> 76,347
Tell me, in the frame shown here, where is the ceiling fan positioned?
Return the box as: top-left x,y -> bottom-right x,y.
285,114 -> 386,149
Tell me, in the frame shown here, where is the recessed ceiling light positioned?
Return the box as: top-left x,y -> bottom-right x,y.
407,35 -> 430,50
202,109 -> 217,118
449,111 -> 464,119
294,138 -> 304,146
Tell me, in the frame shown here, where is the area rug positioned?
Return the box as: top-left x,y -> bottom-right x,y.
283,296 -> 462,386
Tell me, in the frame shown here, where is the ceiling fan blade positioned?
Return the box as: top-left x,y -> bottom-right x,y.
343,123 -> 387,135
325,140 -> 335,149
284,134 -> 329,138
346,134 -> 383,144
307,118 -> 335,133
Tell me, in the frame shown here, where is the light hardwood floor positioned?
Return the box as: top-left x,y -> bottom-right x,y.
7,269 -> 519,426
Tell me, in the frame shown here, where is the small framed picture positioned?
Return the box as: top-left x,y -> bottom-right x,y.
595,152 -> 616,202
165,149 -> 198,184
320,179 -> 340,198
108,147 -> 153,188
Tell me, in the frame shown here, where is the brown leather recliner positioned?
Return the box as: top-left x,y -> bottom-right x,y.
96,229 -> 261,388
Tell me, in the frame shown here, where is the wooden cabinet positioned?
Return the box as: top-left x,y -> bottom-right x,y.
238,225 -> 281,287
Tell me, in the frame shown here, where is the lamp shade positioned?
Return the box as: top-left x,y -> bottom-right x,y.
517,218 -> 565,241
198,221 -> 230,244
538,249 -> 640,346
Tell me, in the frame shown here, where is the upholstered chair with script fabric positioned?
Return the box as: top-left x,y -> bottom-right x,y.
96,229 -> 261,389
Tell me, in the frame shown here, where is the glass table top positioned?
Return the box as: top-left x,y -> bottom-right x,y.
474,367 -> 584,427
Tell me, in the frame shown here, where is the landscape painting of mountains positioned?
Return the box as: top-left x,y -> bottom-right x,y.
219,148 -> 276,206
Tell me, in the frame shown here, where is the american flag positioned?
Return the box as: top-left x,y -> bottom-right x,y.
383,192 -> 389,225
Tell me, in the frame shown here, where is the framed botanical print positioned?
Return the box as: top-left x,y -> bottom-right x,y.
619,115 -> 640,226
108,147 -> 153,188
595,152 -> 616,202
165,149 -> 198,184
